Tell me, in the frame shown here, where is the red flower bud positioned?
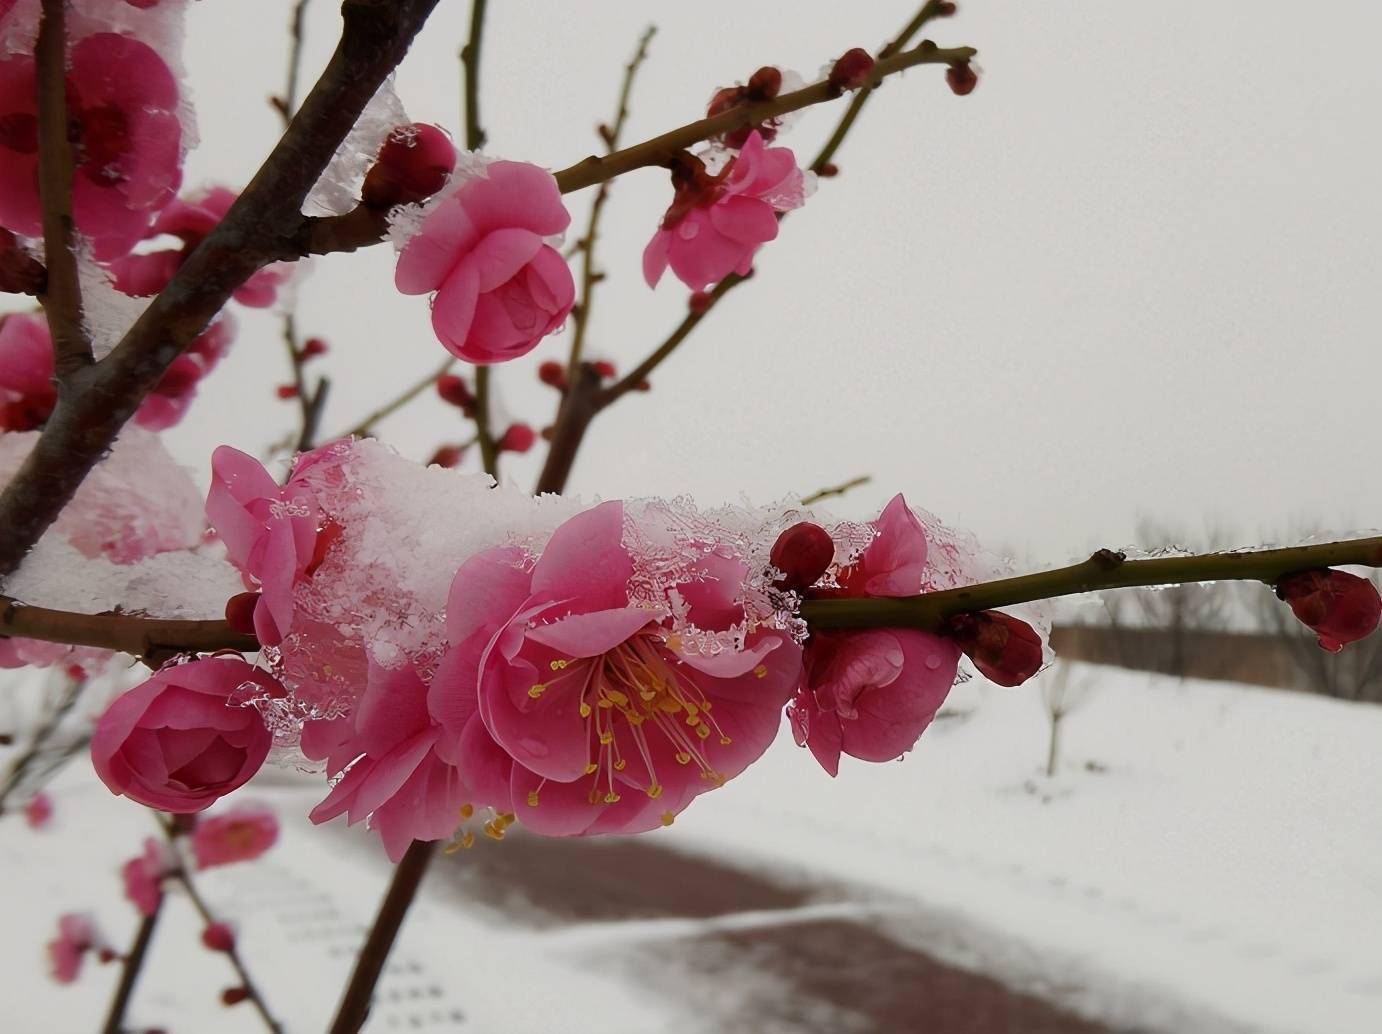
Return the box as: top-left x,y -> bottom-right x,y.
706,85 -> 746,120
1275,569 -> 1382,652
944,611 -> 1043,687
427,444 -> 467,468
591,360 -> 617,380
816,162 -> 839,178
937,1 -> 958,15
361,123 -> 457,209
770,522 -> 835,592
224,592 -> 260,635
537,360 -> 567,390
946,62 -> 978,96
201,923 -> 235,953
746,66 -> 783,101
829,49 -> 876,92
497,423 -> 536,454
300,337 -> 329,359
435,374 -> 474,412
275,385 -> 299,400
688,291 -> 713,315
221,987 -> 250,1006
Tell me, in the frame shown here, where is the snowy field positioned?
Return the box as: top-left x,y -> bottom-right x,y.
3,662 -> 1380,1033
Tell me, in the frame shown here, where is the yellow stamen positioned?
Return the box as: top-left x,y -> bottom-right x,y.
646,784 -> 663,799
660,811 -> 675,826
526,790 -> 540,807
528,683 -> 546,699
459,803 -> 474,819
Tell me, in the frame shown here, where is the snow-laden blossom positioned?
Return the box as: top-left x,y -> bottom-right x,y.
0,33 -> 183,260
643,131 -> 807,292
395,160 -> 575,364
191,803 -> 279,869
92,656 -> 281,813
789,495 -> 962,776
0,311 -> 53,431
47,913 -> 102,984
434,501 -> 803,836
110,187 -> 294,307
303,657 -> 469,862
205,446 -> 327,646
121,836 -> 171,916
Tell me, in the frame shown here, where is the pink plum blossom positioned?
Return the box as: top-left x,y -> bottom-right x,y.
91,656 -> 281,813
0,33 -> 183,260
133,315 -> 237,431
395,160 -> 575,364
110,187 -> 294,307
788,495 -> 962,776
191,803 -> 279,869
643,132 -> 807,292
47,913 -> 102,984
0,312 -> 54,431
121,836 -> 171,916
304,656 -> 469,862
432,500 -> 803,836
205,446 -> 325,645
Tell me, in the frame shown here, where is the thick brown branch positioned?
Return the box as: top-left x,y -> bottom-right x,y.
0,0 -> 442,577
0,595 -> 257,659
534,363 -> 603,494
34,0 -> 90,380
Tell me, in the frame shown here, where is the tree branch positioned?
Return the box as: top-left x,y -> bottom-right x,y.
0,595 -> 257,659
801,474 -> 872,505
0,0 -> 443,577
326,839 -> 438,1034
101,899 -> 163,1034
34,0 -> 90,380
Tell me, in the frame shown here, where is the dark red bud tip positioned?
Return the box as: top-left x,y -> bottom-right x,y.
435,374 -> 474,411
224,592 -> 260,635
817,162 -> 839,178
1275,569 -> 1381,652
275,384 -> 299,400
946,61 -> 978,96
688,291 -> 713,315
746,66 -> 783,101
361,123 -> 457,209
537,360 -> 568,391
591,360 -> 617,380
497,423 -> 536,454
427,444 -> 466,468
770,522 -> 835,592
936,1 -> 957,15
221,987 -> 250,1006
96,948 -> 119,965
300,337 -> 329,359
829,49 -> 876,92
201,923 -> 235,953
945,611 -> 1043,687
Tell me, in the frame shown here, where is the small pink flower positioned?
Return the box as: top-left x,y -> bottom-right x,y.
0,33 -> 184,260
191,803 -> 279,869
121,836 -> 171,916
304,657 -> 469,862
23,789 -> 52,828
432,501 -> 803,836
205,446 -> 324,645
395,161 -> 575,364
0,312 -> 54,432
643,132 -> 807,292
788,495 -> 962,776
91,656 -> 281,813
110,187 -> 293,307
47,913 -> 102,984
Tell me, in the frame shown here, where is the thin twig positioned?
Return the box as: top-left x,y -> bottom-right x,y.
282,0 -> 314,119
333,357 -> 455,439
327,840 -> 438,1034
801,475 -> 872,506
473,367 -> 499,477
0,672 -> 83,816
169,867 -> 283,1033
565,25 -> 657,381
34,0 -> 90,380
101,901 -> 163,1034
10,537 -> 1382,659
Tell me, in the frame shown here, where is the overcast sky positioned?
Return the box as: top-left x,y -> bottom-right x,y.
168,0 -> 1382,566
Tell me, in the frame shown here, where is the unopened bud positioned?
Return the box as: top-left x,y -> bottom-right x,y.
936,1 -> 958,15
201,923 -> 235,953
816,162 -> 839,178
300,337 -> 329,359
221,987 -> 250,1006
591,360 -> 617,380
275,384 -> 299,400
770,522 -> 835,592
497,423 -> 536,454
1276,569 -> 1382,652
944,611 -> 1043,687
537,361 -> 567,391
688,291 -> 713,314
829,49 -> 876,92
946,61 -> 978,96
746,66 -> 783,101
427,444 -> 467,468
435,374 -> 474,412
361,123 -> 457,209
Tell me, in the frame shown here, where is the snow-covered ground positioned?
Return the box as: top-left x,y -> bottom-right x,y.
3,663 -> 1380,1032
